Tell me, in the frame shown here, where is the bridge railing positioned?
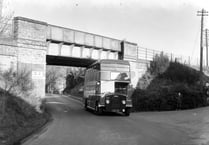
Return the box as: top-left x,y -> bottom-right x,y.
47,25 -> 121,52
137,46 -> 199,67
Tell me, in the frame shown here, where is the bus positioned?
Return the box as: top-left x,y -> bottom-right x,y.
83,59 -> 132,116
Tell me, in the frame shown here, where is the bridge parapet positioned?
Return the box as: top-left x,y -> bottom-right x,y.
14,17 -> 47,43
47,25 -> 121,52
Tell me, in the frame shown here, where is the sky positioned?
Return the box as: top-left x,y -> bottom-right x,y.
3,0 -> 209,64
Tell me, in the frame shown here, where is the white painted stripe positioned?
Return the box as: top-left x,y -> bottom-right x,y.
46,102 -> 67,105
62,95 -> 83,105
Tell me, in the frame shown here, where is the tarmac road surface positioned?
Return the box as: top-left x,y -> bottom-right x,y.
23,94 -> 209,145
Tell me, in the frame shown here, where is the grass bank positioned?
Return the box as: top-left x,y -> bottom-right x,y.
0,92 -> 51,145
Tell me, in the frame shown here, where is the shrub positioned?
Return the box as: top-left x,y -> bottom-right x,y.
137,72 -> 154,90
137,52 -> 169,90
0,68 -> 34,96
45,66 -> 65,93
132,81 -> 206,111
64,68 -> 85,94
160,62 -> 200,84
132,61 -> 208,112
0,68 -> 35,115
149,52 -> 170,76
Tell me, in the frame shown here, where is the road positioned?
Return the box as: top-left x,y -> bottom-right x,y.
23,94 -> 209,145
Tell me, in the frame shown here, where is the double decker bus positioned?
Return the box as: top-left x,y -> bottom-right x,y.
83,59 -> 132,116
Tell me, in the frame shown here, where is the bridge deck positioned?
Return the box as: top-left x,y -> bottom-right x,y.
47,25 -> 121,52
46,55 -> 96,67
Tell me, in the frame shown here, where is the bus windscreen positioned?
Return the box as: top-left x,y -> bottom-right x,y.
101,71 -> 130,81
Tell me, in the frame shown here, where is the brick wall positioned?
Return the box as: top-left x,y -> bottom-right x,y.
14,17 -> 48,98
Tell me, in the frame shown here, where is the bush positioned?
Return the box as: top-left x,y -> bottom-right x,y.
149,52 -> 170,76
132,82 -> 206,111
0,68 -> 34,96
0,68 -> 39,114
64,68 -> 85,94
137,72 -> 154,90
132,61 -> 208,112
137,52 -> 169,90
160,62 -> 200,84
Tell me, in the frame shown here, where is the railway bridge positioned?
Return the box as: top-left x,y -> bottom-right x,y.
0,17 -> 148,98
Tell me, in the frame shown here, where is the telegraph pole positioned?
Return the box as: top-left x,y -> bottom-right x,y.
0,0 -> 3,18
206,29 -> 209,67
197,9 -> 208,73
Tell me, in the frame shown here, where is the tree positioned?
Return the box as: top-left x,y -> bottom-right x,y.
0,68 -> 33,94
0,68 -> 34,116
149,52 -> 170,76
0,0 -> 13,38
64,67 -> 85,93
45,66 -> 66,93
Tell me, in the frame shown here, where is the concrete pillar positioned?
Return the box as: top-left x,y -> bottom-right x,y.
80,46 -> 84,58
58,43 -> 63,56
70,44 -> 74,56
121,41 -> 142,88
46,41 -> 50,54
89,48 -> 93,58
98,49 -> 102,60
107,50 -> 110,59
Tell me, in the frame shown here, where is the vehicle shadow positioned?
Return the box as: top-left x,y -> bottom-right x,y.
86,109 -> 126,117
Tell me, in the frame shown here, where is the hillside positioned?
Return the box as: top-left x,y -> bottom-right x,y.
0,92 -> 50,145
132,62 -> 209,111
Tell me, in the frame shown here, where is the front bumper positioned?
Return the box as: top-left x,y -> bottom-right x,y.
103,94 -> 132,112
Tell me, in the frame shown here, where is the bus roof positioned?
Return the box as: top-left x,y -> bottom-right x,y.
88,59 -> 130,68
94,59 -> 129,65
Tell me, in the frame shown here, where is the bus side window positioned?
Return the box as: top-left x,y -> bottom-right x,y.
96,71 -> 99,81
93,69 -> 96,81
90,69 -> 93,81
86,70 -> 89,82
89,70 -> 91,81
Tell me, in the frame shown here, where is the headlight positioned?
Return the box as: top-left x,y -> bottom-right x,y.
122,100 -> 126,104
106,100 -> 110,104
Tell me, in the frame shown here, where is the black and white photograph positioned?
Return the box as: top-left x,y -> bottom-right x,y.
0,0 -> 209,145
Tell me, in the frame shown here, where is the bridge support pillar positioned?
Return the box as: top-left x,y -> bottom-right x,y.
107,50 -> 110,59
121,41 -> 148,88
14,17 -> 48,99
89,48 -> 93,58
98,49 -> 102,60
58,43 -> 63,56
80,46 -> 84,58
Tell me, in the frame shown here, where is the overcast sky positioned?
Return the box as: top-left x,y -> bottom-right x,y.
4,0 -> 209,62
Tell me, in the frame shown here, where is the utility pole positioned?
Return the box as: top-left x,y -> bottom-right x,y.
197,9 -> 208,73
0,0 -> 3,18
206,29 -> 209,67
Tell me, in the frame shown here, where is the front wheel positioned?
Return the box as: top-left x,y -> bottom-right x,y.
94,103 -> 102,115
124,108 -> 130,116
84,99 -> 88,110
